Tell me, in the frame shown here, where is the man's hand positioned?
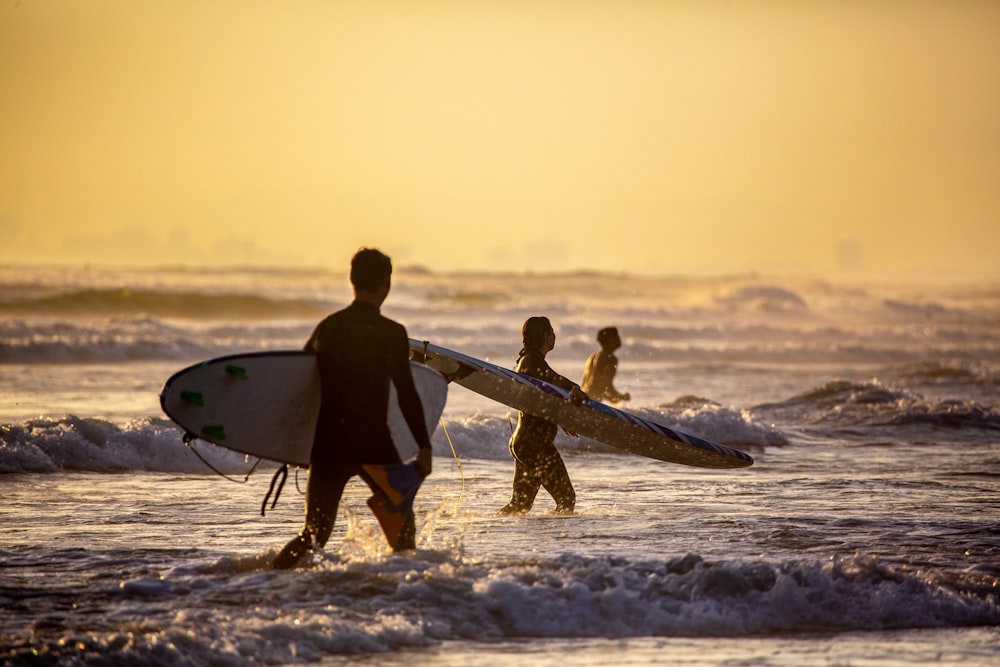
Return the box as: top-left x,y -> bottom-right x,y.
416,447 -> 433,478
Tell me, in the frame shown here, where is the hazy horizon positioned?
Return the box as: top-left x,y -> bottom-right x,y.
3,1 -> 998,281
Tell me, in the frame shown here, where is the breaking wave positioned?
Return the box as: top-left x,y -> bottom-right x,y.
3,550 -> 997,665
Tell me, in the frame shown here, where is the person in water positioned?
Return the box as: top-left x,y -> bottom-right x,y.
499,316 -> 588,515
581,326 -> 631,404
273,248 -> 433,569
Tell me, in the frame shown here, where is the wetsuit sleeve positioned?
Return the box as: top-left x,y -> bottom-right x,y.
389,325 -> 433,450
520,351 -> 580,393
542,362 -> 581,393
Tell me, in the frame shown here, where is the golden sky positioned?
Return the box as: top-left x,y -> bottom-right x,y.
2,1 -> 998,278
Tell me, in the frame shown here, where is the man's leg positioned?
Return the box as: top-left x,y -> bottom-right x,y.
273,465 -> 354,569
359,465 -> 419,551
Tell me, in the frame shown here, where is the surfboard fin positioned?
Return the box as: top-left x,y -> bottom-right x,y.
362,463 -> 423,550
180,390 -> 204,406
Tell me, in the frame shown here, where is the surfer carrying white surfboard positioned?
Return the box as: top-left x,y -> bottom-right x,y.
499,316 -> 588,515
273,248 -> 434,569
581,327 -> 631,404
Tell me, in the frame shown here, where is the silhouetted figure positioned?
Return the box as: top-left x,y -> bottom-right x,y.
273,248 -> 432,569
499,316 -> 587,515
581,327 -> 630,404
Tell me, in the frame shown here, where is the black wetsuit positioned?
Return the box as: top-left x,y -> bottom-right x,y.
581,348 -> 627,403
504,348 -> 579,513
276,301 -> 430,565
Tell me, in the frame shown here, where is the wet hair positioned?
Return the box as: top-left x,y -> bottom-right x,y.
520,316 -> 553,356
597,327 -> 619,347
350,248 -> 392,292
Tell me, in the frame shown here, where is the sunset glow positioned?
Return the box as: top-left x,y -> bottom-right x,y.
2,1 -> 998,278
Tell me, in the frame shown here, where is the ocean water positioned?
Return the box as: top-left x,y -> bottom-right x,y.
1,264 -> 998,666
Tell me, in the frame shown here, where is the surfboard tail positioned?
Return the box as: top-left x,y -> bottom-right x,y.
362,463 -> 424,549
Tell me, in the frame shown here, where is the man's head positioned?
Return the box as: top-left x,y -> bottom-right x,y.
597,327 -> 620,349
350,248 -> 393,296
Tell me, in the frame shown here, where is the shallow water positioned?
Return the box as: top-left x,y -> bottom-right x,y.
2,266 -> 999,665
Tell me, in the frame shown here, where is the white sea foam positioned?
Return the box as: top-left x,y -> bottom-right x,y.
1,265 -> 998,666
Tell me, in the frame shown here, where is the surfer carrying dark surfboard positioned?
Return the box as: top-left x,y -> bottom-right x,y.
499,316 -> 588,515
273,248 -> 434,569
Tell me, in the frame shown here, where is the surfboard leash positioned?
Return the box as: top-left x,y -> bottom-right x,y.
260,464 -> 288,516
415,340 -> 466,502
182,431 -> 263,484
438,418 -> 465,502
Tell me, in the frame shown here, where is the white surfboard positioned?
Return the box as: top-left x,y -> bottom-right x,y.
160,352 -> 447,467
409,339 -> 753,469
